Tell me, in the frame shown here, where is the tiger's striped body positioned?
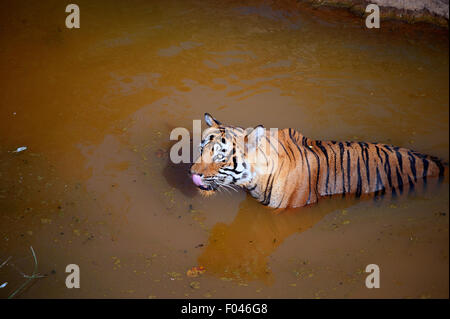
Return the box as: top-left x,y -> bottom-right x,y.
246,128 -> 445,208
190,114 -> 447,209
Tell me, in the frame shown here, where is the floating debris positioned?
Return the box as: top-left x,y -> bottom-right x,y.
167,272 -> 183,281
0,282 -> 7,288
12,146 -> 27,153
189,281 -> 200,289
186,266 -> 206,278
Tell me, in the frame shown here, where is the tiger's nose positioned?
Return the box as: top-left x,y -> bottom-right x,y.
189,167 -> 198,176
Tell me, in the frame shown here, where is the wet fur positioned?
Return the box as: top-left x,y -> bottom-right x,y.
191,114 -> 447,208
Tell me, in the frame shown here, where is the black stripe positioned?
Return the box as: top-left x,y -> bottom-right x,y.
394,148 -> 404,174
286,144 -> 297,162
392,184 -> 397,198
346,149 -> 351,193
304,149 -> 312,204
262,173 -> 274,205
264,136 -> 279,156
263,161 -> 283,206
316,141 -> 330,195
277,194 -> 285,208
359,143 -> 371,189
432,157 -> 445,182
278,139 -> 292,162
288,129 -> 298,146
288,128 -> 295,140
339,142 -> 346,196
261,159 -> 275,204
302,137 -> 308,147
303,138 -> 320,199
407,151 -> 417,182
381,148 -> 393,188
262,178 -> 274,206
356,157 -> 362,198
375,145 -> 384,164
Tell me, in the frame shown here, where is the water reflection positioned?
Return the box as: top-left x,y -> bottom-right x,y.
198,194 -> 356,284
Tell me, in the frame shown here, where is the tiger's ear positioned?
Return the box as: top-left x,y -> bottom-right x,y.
204,113 -> 221,127
246,125 -> 265,151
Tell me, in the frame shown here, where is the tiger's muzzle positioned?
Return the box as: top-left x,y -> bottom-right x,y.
191,173 -> 216,191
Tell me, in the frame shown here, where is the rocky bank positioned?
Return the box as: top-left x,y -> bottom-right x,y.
303,0 -> 449,26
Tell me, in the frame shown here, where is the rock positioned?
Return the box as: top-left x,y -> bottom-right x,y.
302,0 -> 449,25
371,0 -> 449,19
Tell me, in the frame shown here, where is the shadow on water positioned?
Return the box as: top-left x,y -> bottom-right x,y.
162,137 -> 197,198
162,160 -> 197,198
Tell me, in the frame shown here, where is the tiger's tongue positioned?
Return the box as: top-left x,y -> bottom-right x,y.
192,174 -> 204,187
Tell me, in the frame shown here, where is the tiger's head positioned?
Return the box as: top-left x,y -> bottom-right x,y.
189,113 -> 266,196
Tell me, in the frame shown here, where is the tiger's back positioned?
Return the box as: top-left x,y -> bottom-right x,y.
267,128 -> 447,208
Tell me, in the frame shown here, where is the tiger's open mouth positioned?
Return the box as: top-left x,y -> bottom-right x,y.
191,174 -> 217,193
198,184 -> 215,191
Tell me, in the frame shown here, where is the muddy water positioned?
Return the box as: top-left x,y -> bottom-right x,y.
0,0 -> 448,298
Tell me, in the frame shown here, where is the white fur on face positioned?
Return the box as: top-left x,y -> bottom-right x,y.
196,126 -> 259,189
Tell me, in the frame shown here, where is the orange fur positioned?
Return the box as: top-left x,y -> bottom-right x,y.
191,114 -> 447,208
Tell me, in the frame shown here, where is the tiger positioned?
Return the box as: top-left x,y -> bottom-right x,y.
189,113 -> 447,208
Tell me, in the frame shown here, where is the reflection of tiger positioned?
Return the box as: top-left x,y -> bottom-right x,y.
190,113 -> 447,208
